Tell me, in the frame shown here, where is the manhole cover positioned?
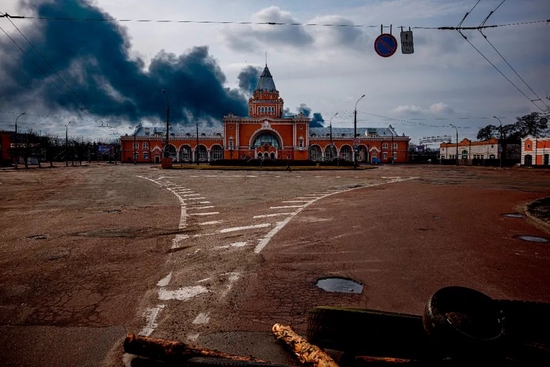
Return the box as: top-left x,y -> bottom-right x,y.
316,277 -> 363,294
514,235 -> 550,243
501,213 -> 525,219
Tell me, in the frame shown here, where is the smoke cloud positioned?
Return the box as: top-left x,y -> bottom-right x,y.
238,66 -> 261,95
310,112 -> 324,127
296,103 -> 311,117
0,0 -> 250,125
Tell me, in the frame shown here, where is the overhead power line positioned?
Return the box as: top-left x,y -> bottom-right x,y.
455,0 -> 546,113
0,12 -> 547,30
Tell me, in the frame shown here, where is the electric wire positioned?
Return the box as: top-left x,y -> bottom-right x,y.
0,12 -> 547,30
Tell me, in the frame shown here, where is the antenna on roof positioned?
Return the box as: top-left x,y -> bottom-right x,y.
265,51 -> 267,66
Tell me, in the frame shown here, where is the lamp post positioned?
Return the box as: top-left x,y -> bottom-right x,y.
329,112 -> 338,161
196,122 -> 199,165
14,112 -> 25,169
450,124 -> 458,166
493,116 -> 503,168
354,94 -> 365,169
389,124 -> 395,164
162,89 -> 170,159
65,121 -> 71,167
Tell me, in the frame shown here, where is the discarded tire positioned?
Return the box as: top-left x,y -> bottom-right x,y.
187,357 -> 289,367
307,306 -> 432,359
423,286 -> 506,357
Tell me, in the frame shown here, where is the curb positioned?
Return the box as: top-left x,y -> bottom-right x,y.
524,198 -> 550,234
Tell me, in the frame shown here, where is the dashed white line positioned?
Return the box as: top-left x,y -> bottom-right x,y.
191,206 -> 215,210
189,212 -> 220,216
200,221 -> 223,226
138,305 -> 165,336
157,272 -> 173,287
220,223 -> 271,233
158,286 -> 209,301
187,197 -> 206,200
253,213 -> 295,218
192,312 -> 210,325
282,200 -> 310,203
270,205 -> 303,209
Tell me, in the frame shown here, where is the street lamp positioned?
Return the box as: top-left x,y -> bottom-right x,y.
65,121 -> 71,167
354,94 -> 365,169
329,112 -> 338,161
162,89 -> 170,159
14,112 -> 25,169
196,122 -> 199,165
493,116 -> 503,168
450,124 -> 458,166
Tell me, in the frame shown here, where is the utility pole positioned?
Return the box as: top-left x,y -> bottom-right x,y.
354,94 -> 365,169
14,112 -> 25,169
450,124 -> 458,166
389,124 -> 395,164
162,89 -> 170,158
196,122 -> 199,165
65,121 -> 71,167
329,112 -> 338,161
493,116 -> 503,168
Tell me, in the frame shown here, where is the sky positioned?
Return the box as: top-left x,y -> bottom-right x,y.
0,0 -> 548,145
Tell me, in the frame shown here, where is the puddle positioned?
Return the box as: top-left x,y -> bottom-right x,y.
501,213 -> 525,219
514,235 -> 550,243
316,277 -> 363,294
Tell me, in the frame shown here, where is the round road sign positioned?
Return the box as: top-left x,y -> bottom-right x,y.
374,33 -> 398,58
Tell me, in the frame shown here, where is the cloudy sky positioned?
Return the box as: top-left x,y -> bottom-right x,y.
0,0 -> 548,144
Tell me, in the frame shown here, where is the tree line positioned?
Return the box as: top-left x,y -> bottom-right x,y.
6,129 -> 120,168
477,112 -> 549,141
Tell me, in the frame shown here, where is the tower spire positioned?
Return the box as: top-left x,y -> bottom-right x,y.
265,51 -> 267,66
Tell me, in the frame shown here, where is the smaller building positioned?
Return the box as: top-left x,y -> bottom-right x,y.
440,138 -> 520,166
521,135 -> 550,166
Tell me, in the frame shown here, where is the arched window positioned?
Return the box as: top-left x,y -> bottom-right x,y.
253,132 -> 280,148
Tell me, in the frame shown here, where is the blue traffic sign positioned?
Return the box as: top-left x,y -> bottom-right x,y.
374,33 -> 398,58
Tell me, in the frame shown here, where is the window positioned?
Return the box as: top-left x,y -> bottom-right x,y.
393,152 -> 397,159
143,142 -> 149,149
393,143 -> 398,150
133,142 -> 139,149
143,152 -> 149,160
383,152 -> 388,159
382,142 -> 388,149
299,139 -> 303,148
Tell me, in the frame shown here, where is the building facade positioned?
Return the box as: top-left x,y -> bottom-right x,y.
120,65 -> 410,164
440,138 -> 520,164
521,136 -> 550,166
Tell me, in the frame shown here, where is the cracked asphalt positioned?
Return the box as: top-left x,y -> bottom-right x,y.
0,163 -> 549,366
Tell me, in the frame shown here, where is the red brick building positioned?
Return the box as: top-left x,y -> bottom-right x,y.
120,65 -> 410,164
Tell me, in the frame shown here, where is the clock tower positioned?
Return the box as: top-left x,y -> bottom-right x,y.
248,65 -> 284,118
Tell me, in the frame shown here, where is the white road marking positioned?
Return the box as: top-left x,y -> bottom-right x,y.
192,312 -> 210,325
138,305 -> 165,336
187,197 -> 206,200
220,223 -> 271,233
254,177 -> 418,253
171,234 -> 189,249
270,205 -> 303,209
199,201 -> 211,204
221,272 -> 240,298
214,242 -> 249,250
157,272 -> 173,287
182,193 -> 201,197
158,285 -> 209,301
200,221 -> 223,226
186,333 -> 200,342
282,200 -> 310,203
192,206 -> 215,210
189,212 -> 220,216
253,213 -> 294,218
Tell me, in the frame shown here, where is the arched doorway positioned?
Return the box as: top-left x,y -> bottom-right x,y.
325,145 -> 336,161
358,146 -> 368,162
210,145 -> 223,161
340,145 -> 352,161
179,145 -> 192,162
166,144 -> 177,161
309,145 -> 322,161
195,145 -> 208,162
524,154 -> 532,166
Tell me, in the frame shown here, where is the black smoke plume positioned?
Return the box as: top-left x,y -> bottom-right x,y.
296,103 -> 311,117
310,112 -> 324,127
0,0 -> 250,125
238,66 -> 261,95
